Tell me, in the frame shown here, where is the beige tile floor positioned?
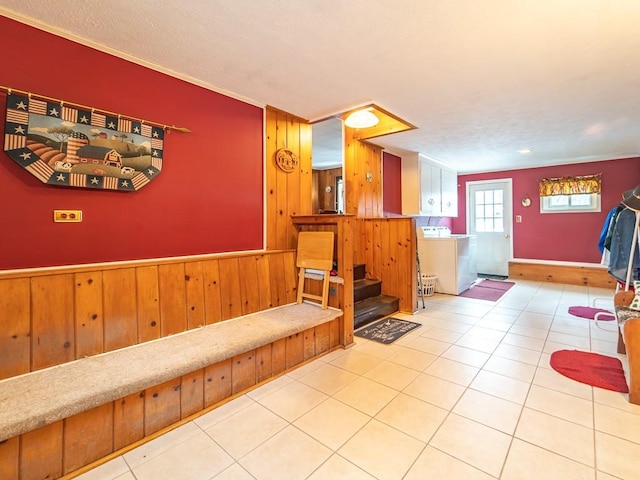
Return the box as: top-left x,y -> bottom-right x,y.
76,280 -> 640,480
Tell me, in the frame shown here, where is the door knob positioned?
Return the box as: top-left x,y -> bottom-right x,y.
504,234 -> 510,239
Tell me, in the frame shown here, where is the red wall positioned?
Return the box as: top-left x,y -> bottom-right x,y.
452,158 -> 640,263
0,17 -> 264,270
382,152 -> 402,215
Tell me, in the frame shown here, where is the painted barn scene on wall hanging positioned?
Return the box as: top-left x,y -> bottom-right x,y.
3,92 -> 164,191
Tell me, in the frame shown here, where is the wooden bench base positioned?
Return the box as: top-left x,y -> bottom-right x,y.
624,319 -> 640,405
0,302 -> 342,479
509,261 -> 615,288
613,291 -> 640,406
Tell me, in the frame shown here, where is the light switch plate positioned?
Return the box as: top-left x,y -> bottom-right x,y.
54,210 -> 83,222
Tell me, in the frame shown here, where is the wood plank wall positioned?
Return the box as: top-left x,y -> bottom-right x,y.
0,319 -> 341,480
344,129 -> 382,217
265,106 -> 312,250
355,217 -> 417,313
0,251 -> 298,381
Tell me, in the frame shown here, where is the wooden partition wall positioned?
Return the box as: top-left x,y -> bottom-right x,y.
265,106 -> 312,250
355,217 -> 417,313
344,129 -> 383,217
292,214 -> 355,346
0,251 -> 299,380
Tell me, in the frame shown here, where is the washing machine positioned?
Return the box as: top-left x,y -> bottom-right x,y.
417,226 -> 477,295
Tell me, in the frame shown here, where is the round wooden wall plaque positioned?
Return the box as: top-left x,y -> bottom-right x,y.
275,148 -> 298,173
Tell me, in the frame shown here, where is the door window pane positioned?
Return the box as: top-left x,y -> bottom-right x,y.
475,189 -> 504,232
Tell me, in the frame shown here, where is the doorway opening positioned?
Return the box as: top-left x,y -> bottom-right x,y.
311,118 -> 344,213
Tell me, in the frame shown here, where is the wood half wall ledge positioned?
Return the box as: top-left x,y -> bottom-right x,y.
509,260 -> 615,288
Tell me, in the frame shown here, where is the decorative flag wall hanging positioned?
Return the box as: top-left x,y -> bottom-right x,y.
2,87 -> 189,191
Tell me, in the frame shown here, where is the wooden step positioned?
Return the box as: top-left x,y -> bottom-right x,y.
354,295 -> 400,330
354,278 -> 382,303
353,263 -> 366,281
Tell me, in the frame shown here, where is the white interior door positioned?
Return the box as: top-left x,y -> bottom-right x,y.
467,180 -> 513,276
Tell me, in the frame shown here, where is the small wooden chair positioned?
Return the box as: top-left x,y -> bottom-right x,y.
296,231 -> 334,309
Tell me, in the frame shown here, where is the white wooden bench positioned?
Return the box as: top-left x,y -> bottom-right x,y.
0,302 -> 342,442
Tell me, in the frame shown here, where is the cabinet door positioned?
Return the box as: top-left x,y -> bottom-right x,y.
440,167 -> 458,217
419,161 -> 440,215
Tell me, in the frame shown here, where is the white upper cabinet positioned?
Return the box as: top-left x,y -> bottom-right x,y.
401,153 -> 458,217
440,166 -> 458,216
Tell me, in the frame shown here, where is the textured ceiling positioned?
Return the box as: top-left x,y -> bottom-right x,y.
2,0 -> 640,173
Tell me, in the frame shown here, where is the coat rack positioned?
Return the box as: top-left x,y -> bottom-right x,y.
0,85 -> 190,134
622,186 -> 640,290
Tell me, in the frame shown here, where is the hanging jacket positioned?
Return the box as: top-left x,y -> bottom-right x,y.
598,206 -> 620,254
608,207 -> 640,285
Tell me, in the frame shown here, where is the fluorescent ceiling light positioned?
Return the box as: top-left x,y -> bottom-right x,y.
517,148 -> 532,154
344,110 -> 379,128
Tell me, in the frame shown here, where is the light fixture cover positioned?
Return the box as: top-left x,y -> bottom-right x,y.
345,110 -> 379,128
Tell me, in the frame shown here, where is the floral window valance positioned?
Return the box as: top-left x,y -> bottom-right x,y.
538,174 -> 602,197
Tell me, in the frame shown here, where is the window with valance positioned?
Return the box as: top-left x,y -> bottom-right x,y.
538,174 -> 602,213
538,174 -> 602,196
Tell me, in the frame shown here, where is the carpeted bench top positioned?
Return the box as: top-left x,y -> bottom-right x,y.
0,302 -> 342,441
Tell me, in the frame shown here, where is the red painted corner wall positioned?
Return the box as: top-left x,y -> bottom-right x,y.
0,17 -> 263,270
452,158 -> 640,263
383,152 -> 402,215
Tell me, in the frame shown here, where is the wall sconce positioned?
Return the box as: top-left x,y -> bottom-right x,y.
344,109 -> 379,129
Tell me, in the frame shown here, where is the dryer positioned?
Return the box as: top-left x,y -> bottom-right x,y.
417,227 -> 477,295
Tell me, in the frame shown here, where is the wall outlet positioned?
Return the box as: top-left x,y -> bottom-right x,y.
515,215 -> 522,223
54,210 -> 83,222
365,172 -> 373,183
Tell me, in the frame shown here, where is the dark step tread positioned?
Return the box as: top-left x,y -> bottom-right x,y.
354,294 -> 399,313
354,294 -> 400,330
354,278 -> 383,303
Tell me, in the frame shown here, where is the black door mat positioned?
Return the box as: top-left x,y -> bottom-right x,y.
354,317 -> 422,345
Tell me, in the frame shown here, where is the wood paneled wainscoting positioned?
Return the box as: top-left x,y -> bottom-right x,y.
0,250 -> 345,479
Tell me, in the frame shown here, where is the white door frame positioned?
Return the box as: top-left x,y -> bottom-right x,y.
465,178 -> 514,276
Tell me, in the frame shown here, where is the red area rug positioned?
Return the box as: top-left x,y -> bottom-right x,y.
459,279 -> 515,301
550,350 -> 628,393
568,306 -> 615,321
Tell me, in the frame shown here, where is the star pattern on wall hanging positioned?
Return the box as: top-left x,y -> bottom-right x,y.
3,91 -> 165,192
